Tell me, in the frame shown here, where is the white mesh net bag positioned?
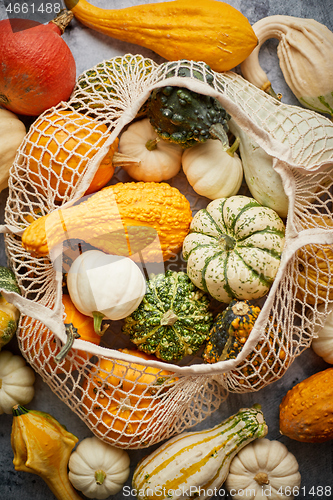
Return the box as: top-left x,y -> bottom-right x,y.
2,55 -> 333,449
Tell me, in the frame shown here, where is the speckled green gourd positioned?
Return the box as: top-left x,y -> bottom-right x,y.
203,300 -> 261,363
122,270 -> 213,362
0,266 -> 21,350
147,85 -> 230,148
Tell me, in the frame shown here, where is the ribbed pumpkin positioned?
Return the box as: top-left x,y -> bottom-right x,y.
25,109 -> 118,200
22,182 -> 192,262
183,195 -> 285,303
20,294 -> 101,374
204,300 -> 288,390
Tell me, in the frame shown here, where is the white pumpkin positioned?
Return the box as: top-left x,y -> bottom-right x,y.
0,350 -> 35,414
225,438 -> 301,500
182,195 -> 285,303
68,436 -> 130,499
118,118 -> 183,181
67,250 -> 146,335
0,108 -> 26,193
182,137 -> 243,199
311,304 -> 333,363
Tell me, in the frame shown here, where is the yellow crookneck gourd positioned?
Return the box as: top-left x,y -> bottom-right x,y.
11,405 -> 83,500
64,0 -> 258,72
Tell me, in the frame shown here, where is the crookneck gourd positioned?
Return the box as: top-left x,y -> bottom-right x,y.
21,181 -> 192,262
183,195 -> 286,303
122,270 -> 213,362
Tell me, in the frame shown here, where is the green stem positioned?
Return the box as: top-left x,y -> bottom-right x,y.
209,122 -> 230,149
12,404 -> 29,417
54,324 -> 80,364
226,136 -> 240,157
160,309 -> 178,326
95,470 -> 106,485
145,138 -> 159,151
92,311 -> 109,336
266,85 -> 282,101
219,234 -> 235,251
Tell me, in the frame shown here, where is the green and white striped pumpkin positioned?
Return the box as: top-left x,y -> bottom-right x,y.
132,406 -> 268,500
182,195 -> 285,303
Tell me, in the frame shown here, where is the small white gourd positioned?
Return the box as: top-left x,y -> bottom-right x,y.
225,438 -> 301,500
68,436 -> 130,499
182,137 -> 243,199
311,304 -> 333,364
67,250 -> 146,335
117,118 -> 182,181
0,350 -> 35,414
241,15 -> 333,116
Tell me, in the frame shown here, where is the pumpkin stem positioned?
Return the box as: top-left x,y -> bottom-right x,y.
209,122 -> 230,149
95,469 -> 107,485
54,323 -> 80,364
265,84 -> 282,101
231,301 -> 250,316
160,309 -> 178,326
226,136 -> 240,157
93,311 -> 109,336
12,404 -> 29,417
219,234 -> 235,251
254,472 -> 270,485
49,9 -> 74,35
145,138 -> 160,151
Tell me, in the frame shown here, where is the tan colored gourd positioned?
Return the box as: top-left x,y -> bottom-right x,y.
21,181 -> 192,262
64,0 -> 258,72
241,15 -> 333,116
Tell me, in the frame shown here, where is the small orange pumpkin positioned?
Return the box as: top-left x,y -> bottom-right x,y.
25,109 -> 118,200
81,348 -> 176,447
20,294 -> 101,374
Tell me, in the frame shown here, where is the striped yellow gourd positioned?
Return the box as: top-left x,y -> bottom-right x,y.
132,406 -> 267,500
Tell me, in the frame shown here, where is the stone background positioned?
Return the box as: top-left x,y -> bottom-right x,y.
0,1 -> 332,499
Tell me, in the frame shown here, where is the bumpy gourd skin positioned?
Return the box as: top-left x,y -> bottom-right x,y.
203,300 -> 261,364
122,270 -> 213,362
147,86 -> 230,148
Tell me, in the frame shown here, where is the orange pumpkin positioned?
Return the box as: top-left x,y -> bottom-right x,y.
20,294 -> 101,374
25,109 -> 118,200
92,348 -> 177,395
81,348 -> 177,447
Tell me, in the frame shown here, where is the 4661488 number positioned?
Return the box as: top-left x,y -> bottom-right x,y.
5,3 -> 62,14
278,486 -> 332,497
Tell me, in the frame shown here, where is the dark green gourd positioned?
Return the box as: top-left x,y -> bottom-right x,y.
147,85 -> 230,148
122,270 -> 213,362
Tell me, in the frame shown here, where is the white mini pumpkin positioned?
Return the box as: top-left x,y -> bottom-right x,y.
182,137 -> 243,199
118,118 -> 182,182
225,438 -> 301,500
0,108 -> 26,193
311,304 -> 333,363
0,350 -> 35,414
67,250 -> 146,335
68,436 -> 130,499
